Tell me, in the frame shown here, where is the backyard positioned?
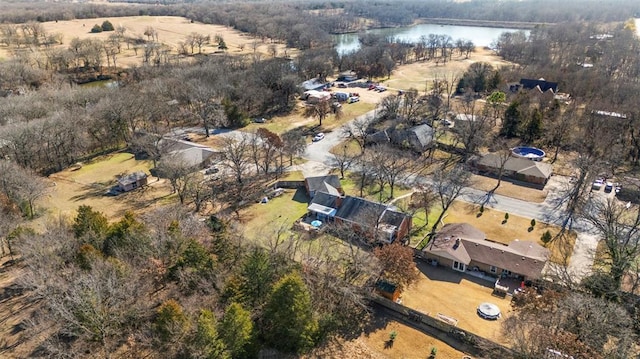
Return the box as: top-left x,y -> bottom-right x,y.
40,152 -> 172,224
401,261 -> 513,344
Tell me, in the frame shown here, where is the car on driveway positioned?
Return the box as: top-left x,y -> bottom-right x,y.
253,117 -> 267,123
592,179 -> 604,191
347,96 -> 360,103
312,133 -> 325,142
604,181 -> 614,193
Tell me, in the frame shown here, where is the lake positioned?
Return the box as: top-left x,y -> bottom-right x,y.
335,23 -> 527,55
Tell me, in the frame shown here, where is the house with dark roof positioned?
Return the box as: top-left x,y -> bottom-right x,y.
307,191 -> 412,243
517,78 -> 558,94
473,153 -> 553,187
304,175 -> 343,199
117,171 -> 148,192
368,124 -> 434,153
421,223 -> 549,281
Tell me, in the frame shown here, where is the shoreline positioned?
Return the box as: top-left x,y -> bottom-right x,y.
416,17 -> 548,30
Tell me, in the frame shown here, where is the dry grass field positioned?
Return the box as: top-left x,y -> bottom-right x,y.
0,16 -> 294,67
39,152 -> 173,225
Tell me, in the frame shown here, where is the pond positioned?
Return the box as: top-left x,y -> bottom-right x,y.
335,23 -> 527,55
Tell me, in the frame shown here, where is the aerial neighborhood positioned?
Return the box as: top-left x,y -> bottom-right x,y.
1,1 -> 640,358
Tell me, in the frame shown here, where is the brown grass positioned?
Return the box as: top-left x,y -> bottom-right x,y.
468,174 -> 548,203
444,201 -> 575,264
37,152 -> 174,226
0,16 -> 296,68
402,262 -> 512,345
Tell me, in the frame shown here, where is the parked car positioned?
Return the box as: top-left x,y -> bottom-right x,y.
312,133 -> 325,142
338,83 -> 347,88
253,117 -> 267,123
592,179 -> 604,191
205,166 -> 219,175
347,96 -> 360,103
604,181 -> 614,193
375,86 -> 387,92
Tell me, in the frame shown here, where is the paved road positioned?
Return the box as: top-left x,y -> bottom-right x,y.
298,110 -> 598,281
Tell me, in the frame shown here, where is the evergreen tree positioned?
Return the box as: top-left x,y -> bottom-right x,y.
219,303 -> 254,358
154,299 -> 189,344
101,20 -> 115,32
501,100 -> 522,138
73,205 -> 109,248
262,271 -> 318,353
90,24 -> 103,33
193,309 -> 230,359
524,108 -> 543,143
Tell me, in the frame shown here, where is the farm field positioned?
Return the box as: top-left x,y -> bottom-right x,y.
0,16 -> 294,67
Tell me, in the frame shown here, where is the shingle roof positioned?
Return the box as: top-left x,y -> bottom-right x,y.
519,78 -> 558,93
117,171 -> 147,186
306,175 -> 342,196
477,153 -> 553,179
423,223 -> 550,279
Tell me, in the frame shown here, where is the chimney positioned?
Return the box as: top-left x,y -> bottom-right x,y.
336,195 -> 344,208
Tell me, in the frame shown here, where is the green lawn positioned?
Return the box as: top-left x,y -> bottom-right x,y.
240,187 -> 310,242
339,170 -> 412,203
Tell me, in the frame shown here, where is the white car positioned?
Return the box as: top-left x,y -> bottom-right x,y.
312,133 -> 325,142
348,96 -> 360,103
592,179 -> 604,191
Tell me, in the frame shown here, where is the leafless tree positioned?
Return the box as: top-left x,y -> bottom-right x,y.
304,100 -> 333,127
219,134 -> 250,184
428,164 -> 470,238
452,93 -> 494,160
331,144 -> 353,179
341,116 -> 372,155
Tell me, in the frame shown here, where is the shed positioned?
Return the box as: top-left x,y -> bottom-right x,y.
375,279 -> 401,302
117,171 -> 148,192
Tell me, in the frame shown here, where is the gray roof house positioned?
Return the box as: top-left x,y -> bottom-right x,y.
368,124 -> 434,153
159,138 -> 217,169
307,191 -> 412,243
301,78 -> 327,91
474,153 -> 553,186
422,223 -> 549,281
305,175 -> 343,198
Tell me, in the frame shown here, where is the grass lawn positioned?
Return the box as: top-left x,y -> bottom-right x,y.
438,201 -> 575,264
402,261 -> 513,345
240,187 -> 310,242
468,174 -> 548,203
339,170 -> 412,203
40,152 -> 173,223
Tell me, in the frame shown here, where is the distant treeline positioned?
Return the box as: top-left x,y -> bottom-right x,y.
0,1 -> 638,45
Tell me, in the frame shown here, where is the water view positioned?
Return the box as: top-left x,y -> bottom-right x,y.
335,23 -> 527,55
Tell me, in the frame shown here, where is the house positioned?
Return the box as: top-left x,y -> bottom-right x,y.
421,223 -> 549,281
368,124 -> 434,153
117,171 -> 148,192
307,191 -> 412,243
158,138 -> 217,170
518,78 -> 558,94
304,175 -> 343,199
301,78 -> 327,91
375,279 -> 401,302
336,73 -> 358,82
473,153 -> 553,186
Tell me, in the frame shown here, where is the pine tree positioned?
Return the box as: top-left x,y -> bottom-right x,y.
262,271 -> 318,353
193,310 -> 230,359
219,303 -> 253,358
501,100 -> 522,138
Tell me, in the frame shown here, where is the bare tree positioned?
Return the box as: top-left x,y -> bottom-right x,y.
428,164 -> 470,238
452,93 -> 494,159
331,143 -> 353,179
219,134 -> 250,184
304,100 -> 333,127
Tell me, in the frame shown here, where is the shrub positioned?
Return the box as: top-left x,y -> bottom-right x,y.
389,330 -> 398,341
504,213 -> 509,221
90,24 -> 103,33
530,219 -> 536,227
541,230 -> 552,245
101,20 -> 114,32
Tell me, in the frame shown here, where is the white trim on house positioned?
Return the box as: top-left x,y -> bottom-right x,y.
453,261 -> 466,272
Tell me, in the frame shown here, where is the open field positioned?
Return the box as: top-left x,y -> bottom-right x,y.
0,16 -> 295,67
40,152 -> 173,224
381,47 -> 512,91
402,262 -> 512,345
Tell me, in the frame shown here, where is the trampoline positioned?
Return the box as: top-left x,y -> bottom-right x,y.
311,220 -> 323,228
477,302 -> 501,320
512,146 -> 545,161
